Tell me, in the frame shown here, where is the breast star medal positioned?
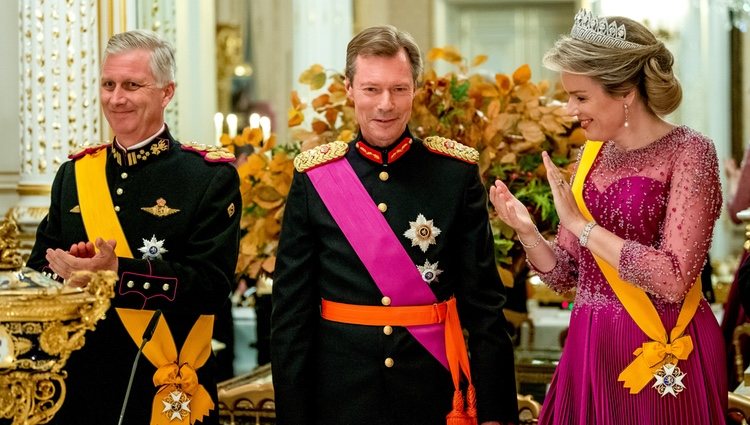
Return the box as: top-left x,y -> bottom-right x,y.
652,363 -> 685,397
403,214 -> 441,252
162,390 -> 191,421
417,260 -> 443,284
138,235 -> 168,260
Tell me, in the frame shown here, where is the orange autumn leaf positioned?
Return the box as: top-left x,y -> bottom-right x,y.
288,107 -> 304,127
495,74 -> 511,95
290,90 -> 302,109
512,64 -> 531,85
427,47 -> 445,62
312,94 -> 331,111
312,119 -> 329,134
471,54 -> 488,67
298,64 -> 324,85
325,108 -> 339,127
245,127 -> 264,147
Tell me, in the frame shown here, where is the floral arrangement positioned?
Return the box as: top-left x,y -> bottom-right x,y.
231,47 -> 584,283
221,128 -> 297,278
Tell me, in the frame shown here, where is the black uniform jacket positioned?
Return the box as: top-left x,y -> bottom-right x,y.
271,129 -> 518,425
26,127 -> 241,425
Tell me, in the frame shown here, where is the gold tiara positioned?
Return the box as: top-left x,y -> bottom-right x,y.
570,9 -> 642,49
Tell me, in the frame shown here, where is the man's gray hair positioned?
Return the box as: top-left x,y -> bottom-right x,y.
104,29 -> 176,86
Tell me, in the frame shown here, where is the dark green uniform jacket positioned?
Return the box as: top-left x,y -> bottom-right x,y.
271,128 -> 518,425
27,127 -> 241,425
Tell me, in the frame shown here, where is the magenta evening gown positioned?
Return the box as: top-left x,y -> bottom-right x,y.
535,126 -> 727,424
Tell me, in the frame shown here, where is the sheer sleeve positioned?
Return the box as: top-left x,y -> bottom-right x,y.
618,136 -> 722,303
528,225 -> 579,293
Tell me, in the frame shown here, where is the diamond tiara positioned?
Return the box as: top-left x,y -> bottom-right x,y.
570,9 -> 642,49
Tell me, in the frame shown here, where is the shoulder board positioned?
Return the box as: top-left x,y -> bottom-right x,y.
294,141 -> 349,172
423,136 -> 479,164
68,143 -> 110,160
180,142 -> 235,163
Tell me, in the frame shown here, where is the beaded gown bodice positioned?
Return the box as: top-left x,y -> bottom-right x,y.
538,125 -> 722,308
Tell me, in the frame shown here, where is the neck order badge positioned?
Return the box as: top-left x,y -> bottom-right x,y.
117,308 -> 215,424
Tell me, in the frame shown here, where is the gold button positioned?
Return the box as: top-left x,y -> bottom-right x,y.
384,357 -> 394,368
143,282 -> 151,290
121,172 -> 128,179
383,325 -> 393,335
381,296 -> 391,306
114,206 -> 121,212
162,283 -> 170,291
126,280 -> 134,288
116,188 -> 124,195
379,171 -> 389,181
377,203 -> 387,213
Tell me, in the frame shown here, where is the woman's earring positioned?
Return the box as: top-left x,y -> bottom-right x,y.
624,104 -> 630,128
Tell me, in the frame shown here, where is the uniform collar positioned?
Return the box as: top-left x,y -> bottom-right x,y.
111,126 -> 174,167
355,128 -> 414,165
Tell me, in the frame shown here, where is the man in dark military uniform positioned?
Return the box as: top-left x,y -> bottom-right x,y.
26,30 -> 240,425
271,25 -> 518,425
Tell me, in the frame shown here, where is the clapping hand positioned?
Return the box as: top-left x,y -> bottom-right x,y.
45,238 -> 118,288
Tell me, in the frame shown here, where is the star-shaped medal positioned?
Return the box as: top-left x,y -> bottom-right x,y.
652,363 -> 685,397
403,214 -> 441,253
138,235 -> 168,260
417,260 -> 443,284
161,390 -> 191,421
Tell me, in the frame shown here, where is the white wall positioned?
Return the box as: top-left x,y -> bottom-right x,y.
0,2 -> 19,216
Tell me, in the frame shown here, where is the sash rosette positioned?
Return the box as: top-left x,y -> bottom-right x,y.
117,308 -> 215,424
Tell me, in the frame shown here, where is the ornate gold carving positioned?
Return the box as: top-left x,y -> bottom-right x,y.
0,218 -> 23,270
0,372 -> 66,425
0,213 -> 116,423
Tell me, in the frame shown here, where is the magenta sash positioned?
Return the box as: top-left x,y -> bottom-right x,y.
307,159 -> 449,369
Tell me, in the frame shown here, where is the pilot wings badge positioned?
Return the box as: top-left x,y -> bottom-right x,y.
142,198 -> 180,217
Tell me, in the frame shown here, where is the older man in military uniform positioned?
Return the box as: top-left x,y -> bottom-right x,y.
27,30 -> 240,425
271,25 -> 518,425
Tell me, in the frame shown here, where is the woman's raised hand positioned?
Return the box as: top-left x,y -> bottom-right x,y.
489,179 -> 536,235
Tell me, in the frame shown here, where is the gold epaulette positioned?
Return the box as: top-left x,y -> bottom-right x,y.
180,142 -> 235,163
294,141 -> 349,172
68,143 -> 110,160
423,136 -> 479,164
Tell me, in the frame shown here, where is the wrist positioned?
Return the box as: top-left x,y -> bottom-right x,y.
518,227 -> 542,249
578,221 -> 598,247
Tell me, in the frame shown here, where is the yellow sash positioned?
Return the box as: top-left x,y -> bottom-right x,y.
77,150 -> 215,421
572,141 -> 702,394
117,308 -> 215,425
74,148 -> 133,258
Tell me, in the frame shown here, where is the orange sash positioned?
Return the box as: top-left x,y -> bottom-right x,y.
321,298 -> 477,425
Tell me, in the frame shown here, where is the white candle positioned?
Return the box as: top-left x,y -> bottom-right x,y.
213,112 -> 224,146
259,116 -> 271,141
249,112 -> 261,129
227,113 -> 238,138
